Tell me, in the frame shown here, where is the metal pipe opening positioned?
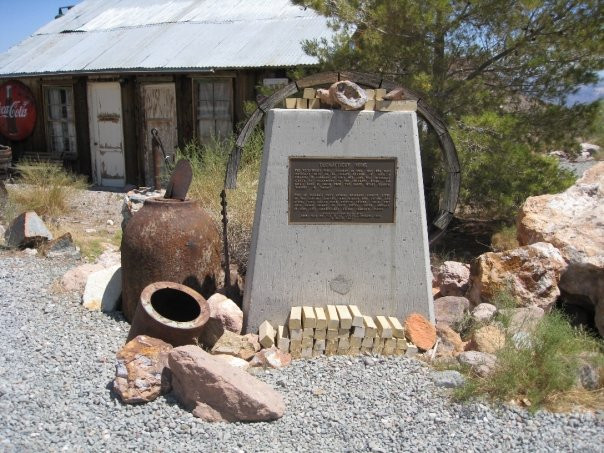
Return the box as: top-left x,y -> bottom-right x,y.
150,288 -> 201,322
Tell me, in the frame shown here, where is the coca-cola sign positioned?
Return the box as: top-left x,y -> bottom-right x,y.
0,80 -> 37,141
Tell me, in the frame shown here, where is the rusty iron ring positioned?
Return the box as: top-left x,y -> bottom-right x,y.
224,71 -> 460,243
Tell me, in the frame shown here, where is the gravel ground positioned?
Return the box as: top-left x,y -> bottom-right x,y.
1,253 -> 603,452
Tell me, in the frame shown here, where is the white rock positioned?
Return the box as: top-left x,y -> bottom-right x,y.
106,219 -> 114,226
82,264 -> 122,312
435,261 -> 470,297
212,354 -> 250,370
471,303 -> 497,323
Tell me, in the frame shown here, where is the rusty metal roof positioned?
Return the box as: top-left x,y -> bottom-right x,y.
0,0 -> 337,76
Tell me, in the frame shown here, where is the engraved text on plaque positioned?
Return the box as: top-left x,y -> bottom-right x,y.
288,157 -> 397,223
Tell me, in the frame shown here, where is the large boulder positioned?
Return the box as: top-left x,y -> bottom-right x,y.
113,335 -> 172,404
517,162 -> 604,335
468,242 -> 567,310
82,264 -> 122,312
435,324 -> 464,357
199,293 -> 243,348
168,345 -> 285,422
434,296 -> 470,326
435,261 -> 471,296
4,211 -> 53,248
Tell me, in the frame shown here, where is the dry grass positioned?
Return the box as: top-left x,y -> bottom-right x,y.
547,388 -> 604,412
8,159 -> 87,219
491,224 -> 519,252
174,130 -> 263,272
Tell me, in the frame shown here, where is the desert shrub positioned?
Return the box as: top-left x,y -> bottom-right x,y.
173,130 -> 263,271
455,311 -> 604,411
9,159 -> 87,219
490,224 -> 519,252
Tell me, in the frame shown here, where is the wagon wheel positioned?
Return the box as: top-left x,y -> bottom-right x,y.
224,71 -> 460,244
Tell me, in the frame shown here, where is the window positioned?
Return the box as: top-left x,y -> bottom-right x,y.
196,79 -> 233,143
44,86 -> 77,158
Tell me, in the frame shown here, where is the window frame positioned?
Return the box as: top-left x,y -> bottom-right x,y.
193,77 -> 234,144
43,84 -> 78,159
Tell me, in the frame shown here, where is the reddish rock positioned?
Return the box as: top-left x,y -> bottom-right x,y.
435,324 -> 464,357
468,242 -> 567,310
169,345 -> 285,422
434,296 -> 470,326
249,347 -> 292,369
404,313 -> 437,351
200,294 -> 243,348
435,261 -> 471,297
211,331 -> 261,360
61,263 -> 104,293
113,335 -> 172,404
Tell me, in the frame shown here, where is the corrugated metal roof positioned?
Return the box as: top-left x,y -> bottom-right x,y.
0,0 -> 338,76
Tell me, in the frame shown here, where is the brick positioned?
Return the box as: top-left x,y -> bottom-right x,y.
338,337 -> 350,349
326,305 -> 340,330
326,340 -> 338,353
302,88 -> 316,99
348,345 -> 361,355
276,325 -> 290,352
313,339 -> 326,351
375,88 -> 387,100
348,305 -> 364,327
301,337 -> 313,348
296,98 -> 309,109
384,338 -> 396,350
290,339 -> 302,351
338,328 -> 350,339
372,338 -> 384,355
352,326 -> 365,338
302,306 -> 316,328
363,100 -> 375,111
301,347 -> 313,358
259,320 -> 275,348
396,338 -> 408,351
388,317 -> 405,339
363,316 -> 377,337
360,346 -> 371,353
362,336 -> 374,347
303,327 -> 315,338
290,328 -> 302,341
312,349 -> 322,357
336,305 -> 353,329
314,328 -> 327,340
285,98 -> 297,109
405,343 -> 418,357
314,307 -> 327,329
290,349 -> 301,359
375,100 -> 417,112
364,89 -> 375,100
375,316 -> 393,338
326,329 -> 339,340
350,336 -> 362,348
289,306 -> 302,330
308,98 -> 320,109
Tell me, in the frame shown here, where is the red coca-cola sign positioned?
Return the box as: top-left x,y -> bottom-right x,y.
0,80 -> 37,141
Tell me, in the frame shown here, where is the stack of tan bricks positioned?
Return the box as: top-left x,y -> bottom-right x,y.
258,305 -> 415,359
284,88 -> 417,112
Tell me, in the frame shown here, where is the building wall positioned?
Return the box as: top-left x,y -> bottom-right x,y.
0,68 -> 288,186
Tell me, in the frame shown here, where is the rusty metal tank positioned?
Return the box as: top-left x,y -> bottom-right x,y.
121,197 -> 222,323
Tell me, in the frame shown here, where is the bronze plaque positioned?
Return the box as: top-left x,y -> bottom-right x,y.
288,157 -> 397,224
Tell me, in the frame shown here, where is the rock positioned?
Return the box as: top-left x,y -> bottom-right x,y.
199,294 -> 243,348
318,81 -> 368,110
434,296 -> 470,326
39,233 -> 80,259
435,324 -> 464,357
82,264 -> 122,312
517,162 -> 604,335
113,335 -> 172,403
211,331 -> 260,361
249,347 -> 292,369
458,351 -> 497,377
435,261 -> 471,297
107,219 -> 114,226
23,248 -> 37,256
502,306 -> 545,335
472,303 -> 497,323
121,187 -> 165,230
468,242 -> 567,310
4,211 -> 53,248
212,354 -> 250,370
576,358 -> 602,391
403,313 -> 436,351
511,331 -> 532,349
61,263 -> 104,293
95,249 -> 120,267
0,225 -> 6,244
431,370 -> 466,388
472,325 -> 506,354
168,345 -> 285,422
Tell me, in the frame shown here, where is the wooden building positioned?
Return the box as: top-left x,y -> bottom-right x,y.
0,0 -> 336,187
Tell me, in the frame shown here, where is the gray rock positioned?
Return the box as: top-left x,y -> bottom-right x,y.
472,303 -> 497,323
502,306 -> 545,334
434,296 -> 470,326
4,211 -> 53,248
511,331 -> 533,349
458,351 -> 497,377
40,233 -> 80,259
431,370 -> 466,388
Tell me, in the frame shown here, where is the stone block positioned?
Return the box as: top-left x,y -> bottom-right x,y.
314,307 -> 327,329
338,337 -> 350,349
375,316 -> 393,338
363,316 -> 377,337
352,326 -> 365,338
302,306 -> 316,328
4,211 -> 53,249
289,306 -> 302,330
82,265 -> 122,312
362,337 -> 374,347
301,348 -> 313,358
388,316 -> 405,339
258,321 -> 275,349
326,329 -> 338,340
338,328 -> 350,339
302,88 -> 316,99
276,325 -> 290,352
301,337 -> 313,348
314,328 -> 327,340
350,336 -> 362,348
243,110 -> 434,332
290,339 -> 302,352
303,327 -> 314,338
349,305 -> 364,327
313,339 -> 326,351
290,329 -> 302,341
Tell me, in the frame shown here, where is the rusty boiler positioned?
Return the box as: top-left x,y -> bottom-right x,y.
121,196 -> 222,323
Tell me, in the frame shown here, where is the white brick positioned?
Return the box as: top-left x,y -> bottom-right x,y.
289,306 -> 302,330
276,325 -> 290,352
314,328 -> 327,340
375,316 -> 393,338
259,320 -> 275,348
326,329 -> 339,340
336,305 -> 353,329
290,328 -> 302,341
314,307 -> 327,329
348,305 -> 364,327
388,316 -> 405,339
326,305 -> 339,330
363,316 -> 377,337
303,327 -> 315,338
352,326 -> 365,338
302,306 -> 316,328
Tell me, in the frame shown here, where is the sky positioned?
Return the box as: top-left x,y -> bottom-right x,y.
0,0 -> 601,104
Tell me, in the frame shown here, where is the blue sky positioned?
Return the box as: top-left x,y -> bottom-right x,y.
0,0 -> 601,104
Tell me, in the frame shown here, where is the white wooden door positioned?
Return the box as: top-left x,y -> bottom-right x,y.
142,83 -> 178,187
87,82 -> 125,187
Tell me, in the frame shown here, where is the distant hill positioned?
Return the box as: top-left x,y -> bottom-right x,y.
567,70 -> 604,105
